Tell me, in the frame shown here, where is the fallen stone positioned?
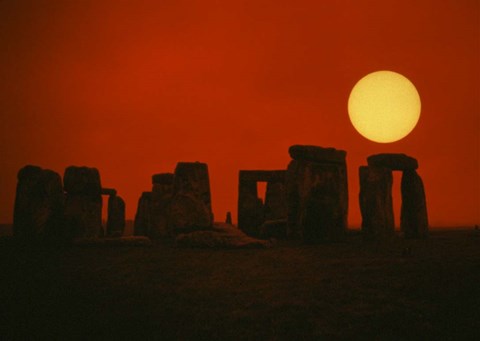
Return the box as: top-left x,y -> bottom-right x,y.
367,154 -> 418,170
289,145 -> 346,164
175,223 -> 272,249
73,236 -> 152,247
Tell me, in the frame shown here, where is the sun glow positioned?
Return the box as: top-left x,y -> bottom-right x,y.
348,71 -> 421,143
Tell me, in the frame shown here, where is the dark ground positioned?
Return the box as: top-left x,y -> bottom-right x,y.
0,228 -> 479,340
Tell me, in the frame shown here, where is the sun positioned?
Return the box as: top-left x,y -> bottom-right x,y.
348,70 -> 421,143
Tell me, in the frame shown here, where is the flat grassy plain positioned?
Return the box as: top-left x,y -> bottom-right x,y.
0,228 -> 479,340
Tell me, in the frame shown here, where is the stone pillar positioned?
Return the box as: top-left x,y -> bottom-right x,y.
264,181 -> 287,221
13,165 -> 65,242
225,212 -> 232,225
359,166 -> 394,240
286,145 -> 348,242
238,172 -> 264,236
64,166 -> 103,239
401,170 -> 429,239
150,173 -> 174,238
106,195 -> 125,237
168,162 -> 213,234
134,192 -> 152,236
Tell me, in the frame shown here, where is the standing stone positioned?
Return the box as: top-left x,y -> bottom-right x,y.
238,173 -> 264,236
225,212 -> 232,225
13,165 -> 65,242
401,170 -> 429,239
286,146 -> 348,242
168,162 -> 213,234
64,166 -> 103,239
264,181 -> 287,221
134,192 -> 152,236
106,195 -> 125,237
149,173 -> 175,238
359,166 -> 395,240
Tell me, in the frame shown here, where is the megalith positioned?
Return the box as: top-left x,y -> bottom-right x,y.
359,166 -> 394,240
134,191 -> 152,236
401,170 -> 428,239
106,194 -> 125,237
149,173 -> 175,238
237,170 -> 286,237
64,166 -> 103,239
168,162 -> 213,234
360,153 -> 429,240
286,145 -> 348,242
13,165 -> 65,242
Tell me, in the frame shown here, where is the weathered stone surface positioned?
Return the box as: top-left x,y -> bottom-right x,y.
286,158 -> 348,242
167,193 -> 212,234
106,195 -> 125,237
225,212 -> 232,225
64,166 -> 103,239
152,173 -> 174,185
101,188 -> 117,196
264,181 -> 287,221
64,194 -> 103,239
238,170 -> 287,237
174,162 -> 212,213
289,145 -> 346,164
64,166 -> 101,195
367,154 -> 418,170
176,223 -> 272,249
149,182 -> 174,238
259,219 -> 287,240
359,166 -> 394,240
401,170 -> 429,239
13,165 -> 65,241
134,192 -> 152,236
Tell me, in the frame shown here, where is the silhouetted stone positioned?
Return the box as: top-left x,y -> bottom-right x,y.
289,145 -> 346,164
225,212 -> 232,225
64,166 -> 101,195
359,166 -> 394,240
264,181 -> 287,221
149,180 -> 174,238
401,170 -> 429,239
134,192 -> 152,236
64,166 -> 103,239
259,219 -> 287,239
13,165 -> 65,242
106,195 -> 125,237
101,188 -> 117,196
168,193 -> 212,234
152,173 -> 175,185
238,170 -> 287,237
367,153 -> 418,170
286,147 -> 348,242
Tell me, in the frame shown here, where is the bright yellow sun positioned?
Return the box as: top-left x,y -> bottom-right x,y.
348,70 -> 421,143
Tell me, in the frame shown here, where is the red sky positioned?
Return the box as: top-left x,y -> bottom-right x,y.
0,0 -> 478,227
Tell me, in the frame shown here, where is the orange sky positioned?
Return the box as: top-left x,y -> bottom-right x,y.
0,0 -> 478,227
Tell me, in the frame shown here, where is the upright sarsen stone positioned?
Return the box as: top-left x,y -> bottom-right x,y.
134,192 -> 152,236
106,195 -> 125,237
150,173 -> 174,238
286,146 -> 348,242
64,166 -> 103,239
401,170 -> 428,239
13,165 -> 65,241
359,166 -> 394,240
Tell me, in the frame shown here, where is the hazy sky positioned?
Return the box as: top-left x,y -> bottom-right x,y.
0,0 -> 478,226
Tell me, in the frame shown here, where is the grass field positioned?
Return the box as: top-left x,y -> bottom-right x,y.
0,228 -> 479,340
